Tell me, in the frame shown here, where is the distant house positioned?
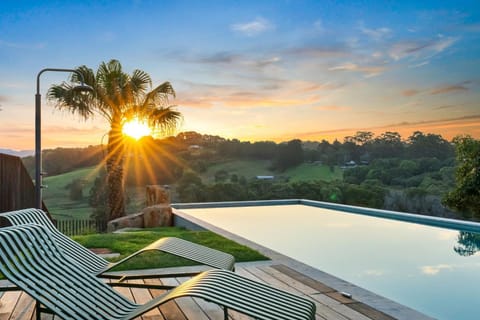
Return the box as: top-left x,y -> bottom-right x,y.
256,175 -> 275,180
188,144 -> 202,156
341,160 -> 357,170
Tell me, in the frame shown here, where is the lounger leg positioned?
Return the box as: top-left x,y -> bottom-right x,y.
36,301 -> 41,320
223,306 -> 228,320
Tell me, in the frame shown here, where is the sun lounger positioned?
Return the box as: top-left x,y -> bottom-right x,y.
0,208 -> 234,284
0,224 -> 316,320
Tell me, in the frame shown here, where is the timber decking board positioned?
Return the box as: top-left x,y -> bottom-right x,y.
144,279 -> 187,320
271,264 -> 336,293
0,264 -> 397,320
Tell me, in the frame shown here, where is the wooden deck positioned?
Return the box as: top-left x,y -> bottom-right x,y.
0,264 -> 396,320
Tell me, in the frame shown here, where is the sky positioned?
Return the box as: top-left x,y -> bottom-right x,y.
0,0 -> 479,150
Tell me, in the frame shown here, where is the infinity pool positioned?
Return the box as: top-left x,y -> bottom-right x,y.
176,202 -> 480,320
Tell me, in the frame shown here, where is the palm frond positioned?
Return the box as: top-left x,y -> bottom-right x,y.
70,65 -> 96,87
47,83 -> 94,120
130,69 -> 152,93
148,106 -> 183,136
142,81 -> 176,109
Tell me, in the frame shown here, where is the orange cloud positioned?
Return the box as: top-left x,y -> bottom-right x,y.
430,84 -> 469,95
177,79 -> 329,109
314,105 -> 351,111
284,115 -> 480,142
329,62 -> 386,77
402,89 -> 419,96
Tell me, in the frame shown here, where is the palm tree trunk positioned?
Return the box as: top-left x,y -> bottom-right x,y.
106,122 -> 125,221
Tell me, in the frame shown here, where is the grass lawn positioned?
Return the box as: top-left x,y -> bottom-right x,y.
73,227 -> 269,271
200,159 -> 273,183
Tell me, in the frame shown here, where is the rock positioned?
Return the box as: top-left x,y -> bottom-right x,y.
107,212 -> 144,232
145,185 -> 171,206
143,205 -> 172,228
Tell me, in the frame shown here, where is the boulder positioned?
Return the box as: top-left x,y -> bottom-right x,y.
146,185 -> 171,206
142,205 -> 172,228
107,212 -> 144,232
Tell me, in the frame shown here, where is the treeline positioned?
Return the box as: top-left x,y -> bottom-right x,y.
25,130 -> 455,179
26,129 -> 471,219
22,145 -> 104,177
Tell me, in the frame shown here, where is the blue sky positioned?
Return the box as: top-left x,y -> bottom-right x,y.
0,0 -> 479,150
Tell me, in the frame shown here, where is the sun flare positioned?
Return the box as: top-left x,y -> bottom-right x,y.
122,118 -> 152,140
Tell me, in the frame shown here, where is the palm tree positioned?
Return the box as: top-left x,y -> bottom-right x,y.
48,59 -> 182,221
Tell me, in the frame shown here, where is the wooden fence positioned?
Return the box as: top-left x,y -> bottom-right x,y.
0,153 -> 49,214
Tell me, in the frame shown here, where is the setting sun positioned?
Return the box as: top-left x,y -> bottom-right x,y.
122,118 -> 152,140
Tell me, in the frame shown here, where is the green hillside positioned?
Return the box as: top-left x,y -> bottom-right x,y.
42,160 -> 343,220
200,160 -> 273,183
200,159 -> 342,183
42,166 -> 100,220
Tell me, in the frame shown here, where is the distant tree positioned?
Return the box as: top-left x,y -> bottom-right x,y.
273,139 -> 304,171
398,159 -> 419,177
352,131 -> 374,145
89,170 -> 108,230
317,140 -> 337,166
341,183 -> 385,208
370,131 -> 404,158
214,170 -> 229,182
343,166 -> 369,184
407,131 -> 454,159
443,136 -> 480,219
66,178 -> 85,200
176,171 -> 205,202
249,141 -> 277,160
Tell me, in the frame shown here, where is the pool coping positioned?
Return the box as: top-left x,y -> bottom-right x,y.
170,199 -> 475,320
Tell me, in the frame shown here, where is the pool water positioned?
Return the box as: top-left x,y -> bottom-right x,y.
181,204 -> 480,320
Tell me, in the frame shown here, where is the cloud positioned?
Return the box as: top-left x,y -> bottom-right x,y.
177,79 -> 327,109
231,17 -> 274,36
402,81 -> 470,97
421,264 -> 453,275
409,61 -> 430,68
0,95 -> 8,111
402,89 -> 419,97
430,82 -> 470,95
0,39 -> 46,50
0,81 -> 28,89
329,62 -> 386,77
433,104 -> 460,110
315,105 -> 350,111
389,36 -> 458,61
195,51 -> 241,64
360,25 -> 392,41
313,19 -> 325,32
286,45 -> 349,58
177,51 -> 282,71
291,114 -> 480,142
364,269 -> 385,276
